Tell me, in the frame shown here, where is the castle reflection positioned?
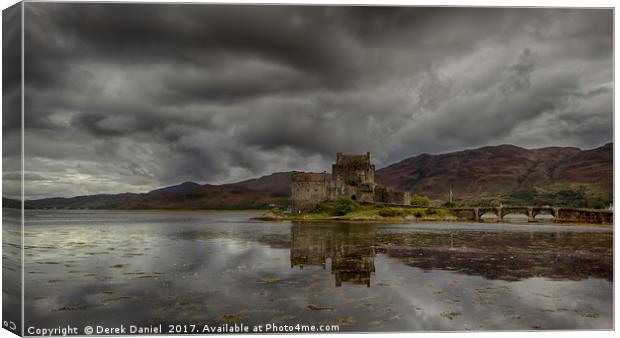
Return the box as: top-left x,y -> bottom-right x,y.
290,224 -> 376,287
287,223 -> 612,284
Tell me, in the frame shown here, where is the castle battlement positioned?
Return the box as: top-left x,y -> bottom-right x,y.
291,171 -> 330,182
335,152 -> 371,166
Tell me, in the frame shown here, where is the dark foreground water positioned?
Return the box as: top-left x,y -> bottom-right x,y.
11,210 -> 614,332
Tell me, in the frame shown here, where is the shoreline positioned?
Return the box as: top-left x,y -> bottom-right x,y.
253,214 -> 613,226
10,207 -> 613,226
18,208 -> 269,214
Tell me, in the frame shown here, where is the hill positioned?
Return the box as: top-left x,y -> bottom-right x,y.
225,172 -> 292,196
23,185 -> 288,210
376,143 -> 612,207
117,184 -> 287,210
148,181 -> 201,195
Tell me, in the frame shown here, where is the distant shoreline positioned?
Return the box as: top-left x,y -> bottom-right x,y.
10,208 -> 268,213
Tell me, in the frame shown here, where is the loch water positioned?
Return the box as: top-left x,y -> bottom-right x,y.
5,210 -> 613,332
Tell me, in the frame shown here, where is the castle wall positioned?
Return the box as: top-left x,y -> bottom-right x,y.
375,186 -> 411,205
291,172 -> 330,213
332,184 -> 375,203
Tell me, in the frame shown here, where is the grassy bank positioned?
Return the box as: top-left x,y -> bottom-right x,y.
258,197 -> 455,222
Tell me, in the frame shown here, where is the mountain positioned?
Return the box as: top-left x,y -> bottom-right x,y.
12,143 -> 612,210
553,143 -> 613,186
226,172 -> 292,196
375,143 -> 612,207
148,181 -> 202,195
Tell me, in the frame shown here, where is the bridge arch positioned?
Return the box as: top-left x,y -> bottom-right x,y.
478,207 -> 499,221
500,207 -> 529,220
531,207 -> 557,219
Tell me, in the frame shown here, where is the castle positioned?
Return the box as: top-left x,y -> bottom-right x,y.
291,152 -> 410,213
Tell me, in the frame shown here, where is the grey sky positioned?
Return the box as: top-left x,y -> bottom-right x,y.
3,4 -> 613,199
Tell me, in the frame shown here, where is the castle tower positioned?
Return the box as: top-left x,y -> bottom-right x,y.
331,152 -> 376,202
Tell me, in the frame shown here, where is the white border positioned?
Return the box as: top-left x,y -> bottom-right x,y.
0,1 -> 616,338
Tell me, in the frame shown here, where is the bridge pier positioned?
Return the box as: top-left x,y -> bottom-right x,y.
474,207 -> 480,222
527,207 -> 535,222
496,207 -> 503,222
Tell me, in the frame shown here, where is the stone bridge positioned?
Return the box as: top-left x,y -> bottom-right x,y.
451,206 -> 613,224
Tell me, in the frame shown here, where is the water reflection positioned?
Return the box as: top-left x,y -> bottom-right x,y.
377,229 -> 613,282
21,211 -> 613,331
288,222 -> 613,284
290,224 -> 375,287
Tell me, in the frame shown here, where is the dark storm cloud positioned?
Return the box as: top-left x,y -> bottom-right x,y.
20,3 -> 613,198
3,3 -> 23,199
25,4 -> 361,90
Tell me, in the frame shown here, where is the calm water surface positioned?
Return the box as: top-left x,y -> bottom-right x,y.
15,210 -> 613,332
